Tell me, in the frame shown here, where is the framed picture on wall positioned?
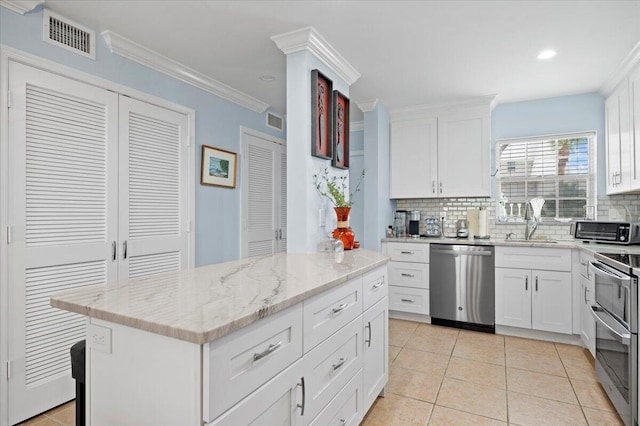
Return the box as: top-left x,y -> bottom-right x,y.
201,145 -> 237,188
311,69 -> 333,160
332,90 -> 350,169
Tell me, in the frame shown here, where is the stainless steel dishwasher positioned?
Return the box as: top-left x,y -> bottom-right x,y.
430,244 -> 495,333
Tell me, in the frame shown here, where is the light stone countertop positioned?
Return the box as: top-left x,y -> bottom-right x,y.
51,249 -> 389,345
382,236 -> 640,255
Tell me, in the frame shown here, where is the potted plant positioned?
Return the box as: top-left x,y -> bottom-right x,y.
313,167 -> 365,249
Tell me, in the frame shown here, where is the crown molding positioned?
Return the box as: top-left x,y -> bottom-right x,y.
600,40 -> 640,97
355,99 -> 378,112
351,120 -> 364,132
102,30 -> 269,113
271,26 -> 360,86
0,0 -> 42,14
390,94 -> 496,121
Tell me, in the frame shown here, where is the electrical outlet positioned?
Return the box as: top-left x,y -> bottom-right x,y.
88,323 -> 112,353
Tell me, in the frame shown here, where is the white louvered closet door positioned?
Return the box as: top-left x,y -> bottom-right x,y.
118,96 -> 189,279
7,62 -> 119,424
241,130 -> 286,258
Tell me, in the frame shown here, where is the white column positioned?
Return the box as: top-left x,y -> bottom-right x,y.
272,27 -> 360,253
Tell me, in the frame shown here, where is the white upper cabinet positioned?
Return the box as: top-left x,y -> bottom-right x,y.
437,109 -> 491,198
605,61 -> 640,195
389,99 -> 492,199
389,118 -> 437,198
630,64 -> 640,189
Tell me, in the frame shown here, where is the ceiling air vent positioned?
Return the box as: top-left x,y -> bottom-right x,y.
266,112 -> 284,132
43,10 -> 96,60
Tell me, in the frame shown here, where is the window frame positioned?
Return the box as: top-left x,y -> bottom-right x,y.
495,131 -> 597,223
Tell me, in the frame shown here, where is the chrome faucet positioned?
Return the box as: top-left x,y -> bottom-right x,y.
524,202 -> 537,240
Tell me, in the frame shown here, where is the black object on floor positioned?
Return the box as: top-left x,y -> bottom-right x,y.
70,340 -> 86,426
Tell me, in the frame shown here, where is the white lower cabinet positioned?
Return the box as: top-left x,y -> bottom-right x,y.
495,247 -> 573,334
384,242 -> 430,317
495,268 -> 572,334
578,251 -> 596,356
363,298 -> 388,410
310,370 -> 363,426
206,265 -> 388,425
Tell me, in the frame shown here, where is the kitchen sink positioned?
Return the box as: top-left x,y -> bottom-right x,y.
503,238 -> 558,243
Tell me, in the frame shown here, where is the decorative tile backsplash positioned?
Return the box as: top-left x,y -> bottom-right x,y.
396,194 -> 640,240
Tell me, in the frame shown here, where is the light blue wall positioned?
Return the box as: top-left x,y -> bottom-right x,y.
1,6 -> 285,266
363,103 -> 394,252
492,92 -> 606,194
350,129 -> 364,151
349,129 -> 365,245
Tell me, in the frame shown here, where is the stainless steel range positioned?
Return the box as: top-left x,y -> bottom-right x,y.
590,252 -> 638,426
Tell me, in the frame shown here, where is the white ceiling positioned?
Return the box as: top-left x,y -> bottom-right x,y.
44,1 -> 640,121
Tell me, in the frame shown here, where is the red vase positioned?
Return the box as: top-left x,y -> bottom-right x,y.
332,207 -> 355,250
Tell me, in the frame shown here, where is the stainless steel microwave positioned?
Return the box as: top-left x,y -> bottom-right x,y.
574,221 -> 640,245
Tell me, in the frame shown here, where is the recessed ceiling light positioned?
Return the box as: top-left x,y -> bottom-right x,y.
537,49 -> 557,60
259,75 -> 276,82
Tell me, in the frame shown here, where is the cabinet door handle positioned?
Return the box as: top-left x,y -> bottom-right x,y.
400,251 -> 414,255
112,241 -> 117,261
332,357 -> 347,370
122,240 -> 127,260
297,377 -> 306,416
332,303 -> 348,313
535,276 -> 538,291
432,180 -> 436,194
279,229 -> 282,240
439,181 -> 443,194
253,341 -> 282,361
401,298 -> 415,303
525,276 -> 528,291
401,273 -> 415,278
584,287 -> 588,304
365,321 -> 372,347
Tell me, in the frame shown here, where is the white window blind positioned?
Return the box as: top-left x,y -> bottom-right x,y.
496,132 -> 596,221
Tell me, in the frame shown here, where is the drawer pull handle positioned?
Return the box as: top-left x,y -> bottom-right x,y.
400,251 -> 414,255
401,273 -> 415,278
373,281 -> 384,289
535,276 -> 538,292
332,357 -> 347,370
365,321 -> 372,347
253,341 -> 282,361
332,303 -> 348,313
297,376 -> 305,416
525,276 -> 528,291
401,298 -> 415,303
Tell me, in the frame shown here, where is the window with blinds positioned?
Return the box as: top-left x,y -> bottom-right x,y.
496,132 -> 596,221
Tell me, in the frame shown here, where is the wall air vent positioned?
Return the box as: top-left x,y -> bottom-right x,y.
43,10 -> 96,60
266,112 -> 284,132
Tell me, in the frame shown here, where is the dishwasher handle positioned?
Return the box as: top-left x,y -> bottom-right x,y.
431,249 -> 493,256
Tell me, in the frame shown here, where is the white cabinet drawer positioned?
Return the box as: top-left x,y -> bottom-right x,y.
303,317 -> 362,422
303,277 -> 363,353
363,266 -> 388,311
208,359 -> 304,426
387,242 -> 429,263
309,369 -> 363,426
389,286 -> 429,315
495,247 -> 572,272
204,304 -> 303,422
389,262 -> 429,289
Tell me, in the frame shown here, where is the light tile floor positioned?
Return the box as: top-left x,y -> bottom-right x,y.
20,319 -> 624,426
362,318 -> 624,425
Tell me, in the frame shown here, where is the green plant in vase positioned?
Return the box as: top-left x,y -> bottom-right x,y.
313,167 -> 365,250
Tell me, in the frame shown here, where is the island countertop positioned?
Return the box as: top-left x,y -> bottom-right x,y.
51,249 -> 389,345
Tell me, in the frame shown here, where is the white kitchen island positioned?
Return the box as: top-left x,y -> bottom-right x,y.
51,249 -> 389,426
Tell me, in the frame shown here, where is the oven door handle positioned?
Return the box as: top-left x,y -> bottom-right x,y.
589,261 -> 631,286
590,305 -> 631,345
